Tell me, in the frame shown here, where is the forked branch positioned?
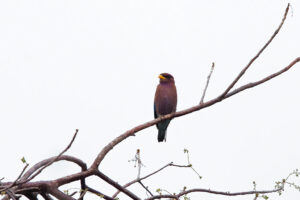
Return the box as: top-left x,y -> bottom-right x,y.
0,3 -> 299,200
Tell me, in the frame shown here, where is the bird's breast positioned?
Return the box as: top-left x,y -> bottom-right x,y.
155,84 -> 177,116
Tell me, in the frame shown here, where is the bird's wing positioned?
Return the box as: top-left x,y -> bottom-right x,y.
154,103 -> 159,129
154,103 -> 158,119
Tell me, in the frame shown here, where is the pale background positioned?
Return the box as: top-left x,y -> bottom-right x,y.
0,0 -> 299,199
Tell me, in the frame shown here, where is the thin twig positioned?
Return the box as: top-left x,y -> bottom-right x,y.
138,181 -> 153,196
170,163 -> 191,168
224,57 -> 300,99
0,163 -> 29,192
200,62 -> 215,104
22,129 -> 79,183
112,162 -> 191,198
145,187 -> 284,200
219,3 -> 290,98
21,155 -> 87,181
128,149 -> 144,179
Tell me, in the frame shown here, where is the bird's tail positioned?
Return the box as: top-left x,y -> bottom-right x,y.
158,129 -> 167,142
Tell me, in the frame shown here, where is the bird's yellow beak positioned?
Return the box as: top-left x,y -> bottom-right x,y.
159,74 -> 166,80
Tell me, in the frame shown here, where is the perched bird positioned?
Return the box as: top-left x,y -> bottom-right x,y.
154,73 -> 177,142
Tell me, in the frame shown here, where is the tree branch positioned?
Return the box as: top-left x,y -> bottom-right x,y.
145,187 -> 283,200
5,190 -> 18,200
85,186 -> 115,200
0,4 -> 298,200
0,163 -> 29,192
20,155 -> 87,181
219,3 -> 290,98
224,57 -> 300,98
40,192 -> 53,200
112,162 -> 191,198
48,187 -> 76,200
90,56 -> 299,170
19,154 -> 88,200
94,169 -> 140,200
200,62 -> 215,104
90,3 -> 294,168
138,181 -> 153,197
22,129 -> 79,183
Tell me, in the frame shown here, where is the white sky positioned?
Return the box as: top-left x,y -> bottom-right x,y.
0,1 -> 300,200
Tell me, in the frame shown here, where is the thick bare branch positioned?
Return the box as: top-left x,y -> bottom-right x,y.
40,192 -> 53,200
48,187 -> 76,200
85,186 -> 115,200
94,170 -> 140,200
23,192 -> 38,200
19,154 -> 87,200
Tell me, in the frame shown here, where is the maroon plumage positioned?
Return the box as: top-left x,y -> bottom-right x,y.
154,73 -> 177,142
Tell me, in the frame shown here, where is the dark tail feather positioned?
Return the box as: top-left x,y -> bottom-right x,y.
158,129 -> 166,142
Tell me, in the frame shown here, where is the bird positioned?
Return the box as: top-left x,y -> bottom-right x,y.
154,73 -> 177,142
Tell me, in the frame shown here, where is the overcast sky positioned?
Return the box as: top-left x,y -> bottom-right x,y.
0,1 -> 300,200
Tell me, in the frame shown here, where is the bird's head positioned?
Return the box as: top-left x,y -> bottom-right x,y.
158,73 -> 175,84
